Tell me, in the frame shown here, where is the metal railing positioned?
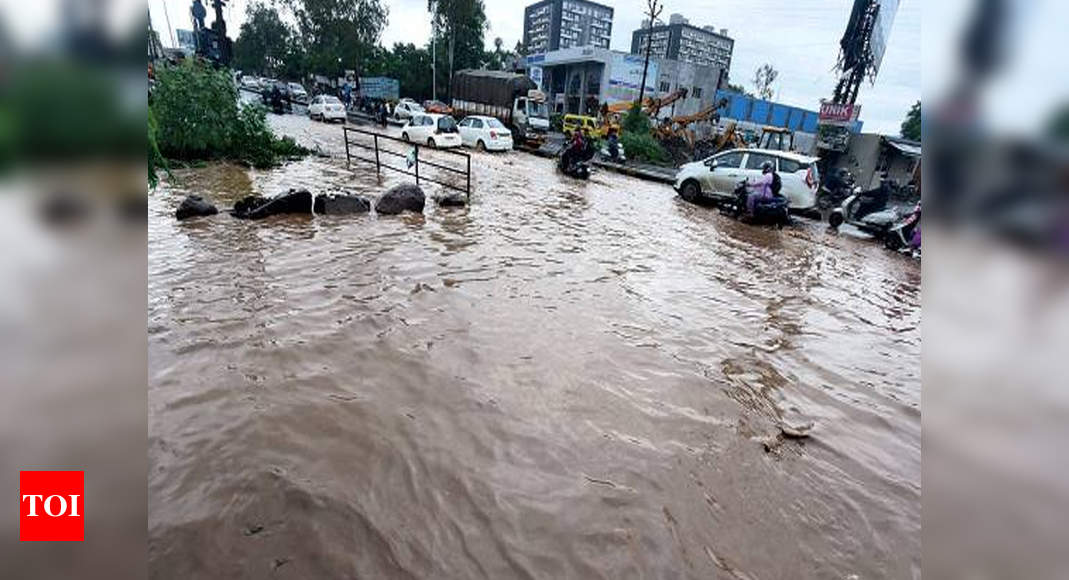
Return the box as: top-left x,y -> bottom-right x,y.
342,126 -> 471,199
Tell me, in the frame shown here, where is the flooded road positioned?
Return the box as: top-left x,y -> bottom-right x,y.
148,110 -> 920,579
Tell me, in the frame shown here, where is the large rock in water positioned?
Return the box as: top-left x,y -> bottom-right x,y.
375,183 -> 425,215
435,192 -> 467,208
232,189 -> 313,219
314,193 -> 370,214
175,195 -> 218,220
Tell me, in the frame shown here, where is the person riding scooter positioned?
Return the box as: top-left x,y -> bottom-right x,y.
745,161 -> 781,218
561,130 -> 585,173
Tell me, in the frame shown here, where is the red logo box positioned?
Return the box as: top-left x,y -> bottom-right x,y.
19,471 -> 84,541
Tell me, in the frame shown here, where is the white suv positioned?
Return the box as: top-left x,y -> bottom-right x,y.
674,148 -> 821,210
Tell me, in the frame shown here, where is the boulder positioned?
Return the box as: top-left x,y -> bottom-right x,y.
314,193 -> 371,214
175,195 -> 218,220
375,183 -> 425,215
232,189 -> 313,219
435,192 -> 468,208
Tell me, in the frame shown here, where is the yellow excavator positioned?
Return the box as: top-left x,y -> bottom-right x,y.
605,87 -> 690,117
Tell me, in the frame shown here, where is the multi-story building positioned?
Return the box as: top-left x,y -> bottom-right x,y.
523,0 -> 613,55
630,13 -> 734,71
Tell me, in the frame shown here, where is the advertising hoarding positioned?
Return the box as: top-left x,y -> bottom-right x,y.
606,53 -> 657,103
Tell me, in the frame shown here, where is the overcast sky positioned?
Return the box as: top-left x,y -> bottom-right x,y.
146,0 -> 920,134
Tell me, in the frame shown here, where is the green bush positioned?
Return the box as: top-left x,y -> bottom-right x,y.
150,61 -> 307,177
622,103 -> 652,134
620,131 -> 669,164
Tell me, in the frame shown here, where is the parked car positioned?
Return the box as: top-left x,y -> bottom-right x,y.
393,100 -> 425,121
239,75 -> 261,91
287,82 -> 308,103
308,95 -> 347,122
401,113 -> 462,148
457,115 -> 513,151
422,99 -> 453,115
673,148 -> 821,210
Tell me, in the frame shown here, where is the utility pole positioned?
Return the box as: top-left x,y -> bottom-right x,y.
637,0 -> 663,108
429,0 -> 436,100
161,0 -> 177,47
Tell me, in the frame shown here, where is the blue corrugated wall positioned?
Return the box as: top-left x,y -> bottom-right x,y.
715,90 -> 862,133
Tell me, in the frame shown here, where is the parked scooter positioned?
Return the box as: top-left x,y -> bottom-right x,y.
883,202 -> 921,255
828,180 -> 898,237
816,168 -> 856,210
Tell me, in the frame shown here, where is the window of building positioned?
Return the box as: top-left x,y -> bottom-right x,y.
692,87 -> 702,99
659,81 -> 671,92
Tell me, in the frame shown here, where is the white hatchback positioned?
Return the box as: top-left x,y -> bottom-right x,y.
457,115 -> 513,151
393,101 -> 424,121
401,114 -> 462,149
673,148 -> 821,210
308,95 -> 346,122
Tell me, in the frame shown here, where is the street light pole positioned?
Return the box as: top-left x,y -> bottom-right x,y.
429,0 -> 436,101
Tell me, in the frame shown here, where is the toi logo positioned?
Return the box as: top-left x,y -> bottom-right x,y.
19,471 -> 84,541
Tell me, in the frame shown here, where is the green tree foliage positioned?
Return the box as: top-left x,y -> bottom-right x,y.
900,100 -> 921,141
725,82 -> 752,97
287,0 -> 388,77
365,43 -> 435,102
620,104 -> 668,164
432,0 -> 487,97
150,61 -> 306,172
233,2 -> 292,76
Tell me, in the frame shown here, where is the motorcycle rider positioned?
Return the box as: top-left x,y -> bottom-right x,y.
562,129 -> 586,173
745,161 -> 779,217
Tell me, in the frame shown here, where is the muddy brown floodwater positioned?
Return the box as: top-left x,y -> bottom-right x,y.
148,109 -> 920,579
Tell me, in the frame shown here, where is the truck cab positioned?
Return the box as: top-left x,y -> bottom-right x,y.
513,92 -> 550,143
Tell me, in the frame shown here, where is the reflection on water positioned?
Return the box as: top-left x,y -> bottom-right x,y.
148,113 -> 920,579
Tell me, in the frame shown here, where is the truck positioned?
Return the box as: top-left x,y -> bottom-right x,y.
450,69 -> 550,147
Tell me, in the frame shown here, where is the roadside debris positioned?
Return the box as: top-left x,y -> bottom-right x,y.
175,194 -> 218,220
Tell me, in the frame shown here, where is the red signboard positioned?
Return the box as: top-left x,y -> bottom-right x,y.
819,101 -> 861,125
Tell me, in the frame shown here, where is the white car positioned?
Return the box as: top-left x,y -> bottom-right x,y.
308,95 -> 347,122
239,76 -> 260,90
673,148 -> 821,210
287,82 -> 308,102
393,101 -> 424,121
457,115 -> 513,151
401,113 -> 462,149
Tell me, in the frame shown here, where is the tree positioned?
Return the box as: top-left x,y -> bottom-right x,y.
752,63 -> 778,101
432,0 -> 487,98
233,3 -> 292,76
286,0 -> 388,79
900,100 -> 921,141
638,0 -> 664,106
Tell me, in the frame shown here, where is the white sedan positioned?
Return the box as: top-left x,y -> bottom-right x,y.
393,101 -> 424,121
401,113 -> 462,148
308,95 -> 346,122
457,115 -> 513,151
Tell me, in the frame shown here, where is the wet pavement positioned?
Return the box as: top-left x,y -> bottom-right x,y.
148,109 -> 920,579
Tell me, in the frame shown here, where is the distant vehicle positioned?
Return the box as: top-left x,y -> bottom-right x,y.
457,115 -> 513,151
261,82 -> 293,113
673,148 -> 821,210
287,82 -> 308,103
239,76 -> 260,91
393,101 -> 425,121
450,69 -> 550,146
422,100 -> 453,115
401,113 -> 462,149
308,95 -> 346,122
562,114 -> 613,139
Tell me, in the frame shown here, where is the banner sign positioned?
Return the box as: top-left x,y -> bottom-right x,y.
819,101 -> 861,126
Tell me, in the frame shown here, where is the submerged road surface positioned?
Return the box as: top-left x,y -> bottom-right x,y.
148,111 -> 920,579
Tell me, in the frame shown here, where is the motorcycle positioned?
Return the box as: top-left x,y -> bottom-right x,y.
559,141 -> 595,180
828,181 -> 898,238
718,180 -> 791,226
816,169 -> 856,211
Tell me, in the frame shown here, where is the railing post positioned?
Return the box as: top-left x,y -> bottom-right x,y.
373,133 -> 381,175
343,127 -> 351,168
414,145 -> 419,186
466,153 -> 471,201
